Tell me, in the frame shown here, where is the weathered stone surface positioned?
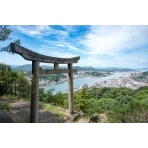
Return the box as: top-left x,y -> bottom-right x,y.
88,114 -> 107,123
98,114 -> 107,123
10,43 -> 80,64
68,63 -> 74,114
39,69 -> 77,74
64,111 -> 80,121
88,114 -> 98,123
30,61 -> 39,123
8,43 -> 80,123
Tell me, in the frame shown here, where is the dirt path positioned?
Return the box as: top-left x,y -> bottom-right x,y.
1,97 -> 105,123
0,109 -> 15,123
10,101 -> 65,123
0,97 -> 64,123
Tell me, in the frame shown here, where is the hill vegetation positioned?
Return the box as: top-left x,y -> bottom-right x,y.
1,63 -> 148,123
0,63 -> 31,99
38,86 -> 148,123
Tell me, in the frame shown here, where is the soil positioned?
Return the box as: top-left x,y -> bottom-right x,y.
0,97 -> 65,123
0,97 -> 106,123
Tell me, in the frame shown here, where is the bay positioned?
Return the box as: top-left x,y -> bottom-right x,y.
41,72 -> 130,94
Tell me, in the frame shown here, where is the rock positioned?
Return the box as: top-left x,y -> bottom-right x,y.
64,111 -> 80,121
88,114 -> 98,123
88,114 -> 107,123
98,114 -> 107,123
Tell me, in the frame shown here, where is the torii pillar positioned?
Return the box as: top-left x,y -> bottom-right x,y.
68,63 -> 74,114
30,60 -> 39,123
9,43 -> 80,123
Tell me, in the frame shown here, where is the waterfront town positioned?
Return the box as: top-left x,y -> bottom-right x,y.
92,72 -> 148,89
32,71 -> 148,90
32,71 -> 111,86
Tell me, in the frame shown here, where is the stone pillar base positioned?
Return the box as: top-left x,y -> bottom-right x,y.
64,111 -> 80,121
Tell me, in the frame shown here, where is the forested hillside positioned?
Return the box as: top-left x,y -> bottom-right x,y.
1,63 -> 148,123
0,63 -> 31,99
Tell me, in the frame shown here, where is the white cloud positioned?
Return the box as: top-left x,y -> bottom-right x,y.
16,25 -> 51,36
15,25 -> 68,39
6,25 -> 147,68
80,25 -> 148,56
63,42 -> 79,51
77,55 -> 146,68
43,50 -> 77,58
38,45 -> 78,58
38,25 -> 148,68
42,40 -> 80,52
56,43 -> 66,47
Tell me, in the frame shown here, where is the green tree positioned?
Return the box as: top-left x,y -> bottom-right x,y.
82,98 -> 100,115
133,90 -> 148,100
107,97 -> 148,123
16,72 -> 31,99
53,92 -> 68,107
107,105 -> 130,123
5,70 -> 18,95
43,90 -> 54,103
0,63 -> 17,95
0,63 -> 31,98
127,99 -> 144,122
39,88 -> 46,102
98,98 -> 116,112
74,88 -> 90,112
0,25 -> 12,41
0,25 -> 20,52
115,95 -> 133,106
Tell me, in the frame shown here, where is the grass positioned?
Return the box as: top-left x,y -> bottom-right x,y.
1,96 -> 65,120
0,102 -> 12,110
39,102 -> 64,119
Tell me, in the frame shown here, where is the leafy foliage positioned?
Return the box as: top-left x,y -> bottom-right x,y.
38,85 -> 148,122
0,102 -> 12,110
0,25 -> 12,41
73,86 -> 148,122
16,72 -> 31,99
1,62 -> 148,123
39,89 -> 68,108
0,25 -> 21,52
0,63 -> 31,99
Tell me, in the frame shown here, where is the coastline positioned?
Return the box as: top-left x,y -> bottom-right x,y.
41,71 -> 148,94
39,72 -> 111,87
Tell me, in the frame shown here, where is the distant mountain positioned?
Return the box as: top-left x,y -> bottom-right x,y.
40,65 -> 52,69
12,64 -> 32,72
74,66 -> 135,72
74,66 -> 97,71
96,67 -> 135,72
12,64 -> 52,72
13,65 -> 97,72
136,67 -> 148,71
12,64 -> 136,72
10,65 -> 19,68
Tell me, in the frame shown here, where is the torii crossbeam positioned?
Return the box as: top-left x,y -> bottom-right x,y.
9,43 -> 80,123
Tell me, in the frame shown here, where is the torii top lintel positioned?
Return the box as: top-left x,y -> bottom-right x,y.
10,43 -> 80,64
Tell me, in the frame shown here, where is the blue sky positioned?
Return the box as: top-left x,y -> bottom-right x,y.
0,25 -> 148,68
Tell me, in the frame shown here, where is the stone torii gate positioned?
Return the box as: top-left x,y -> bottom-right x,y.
9,43 -> 80,123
